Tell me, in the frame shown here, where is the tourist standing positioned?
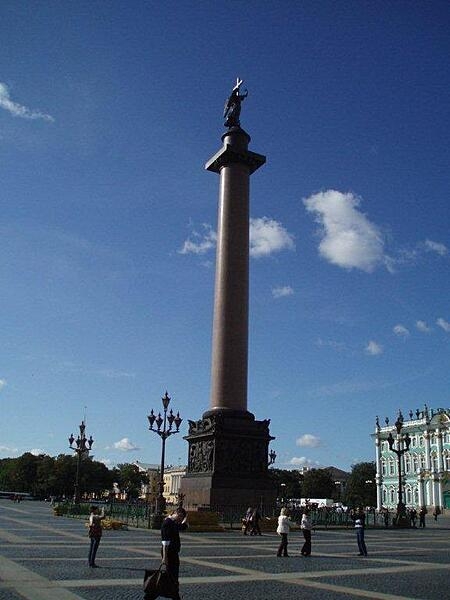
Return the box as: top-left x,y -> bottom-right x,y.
88,506 -> 105,568
249,507 -> 262,535
242,506 -> 253,535
300,510 -> 312,556
161,507 -> 188,600
276,508 -> 295,557
353,508 -> 368,557
419,506 -> 427,528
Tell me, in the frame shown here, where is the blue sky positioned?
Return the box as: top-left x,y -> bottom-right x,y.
1,1 -> 449,471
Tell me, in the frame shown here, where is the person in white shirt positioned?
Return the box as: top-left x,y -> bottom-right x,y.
300,511 -> 312,556
276,508 -> 295,557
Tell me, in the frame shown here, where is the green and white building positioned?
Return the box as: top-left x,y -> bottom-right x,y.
373,407 -> 450,512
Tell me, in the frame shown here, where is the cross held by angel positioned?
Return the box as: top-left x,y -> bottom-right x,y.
223,77 -> 248,128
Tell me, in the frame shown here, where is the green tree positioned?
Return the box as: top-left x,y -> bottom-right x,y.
268,468 -> 303,499
11,453 -> 40,494
52,454 -> 78,498
344,462 -> 377,508
0,458 -> 17,491
112,463 -> 148,499
35,455 -> 57,498
301,468 -> 335,499
80,459 -> 114,498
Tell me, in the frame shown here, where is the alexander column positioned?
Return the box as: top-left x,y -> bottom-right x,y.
181,80 -> 276,509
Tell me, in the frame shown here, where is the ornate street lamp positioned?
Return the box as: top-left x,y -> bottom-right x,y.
387,410 -> 411,527
147,391 -> 182,527
68,421 -> 94,504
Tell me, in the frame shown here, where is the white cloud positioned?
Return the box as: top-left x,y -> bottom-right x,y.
365,340 -> 383,355
179,218 -> 295,259
316,338 -> 346,351
0,379 -> 6,390
0,445 -> 18,455
289,457 -> 319,467
423,239 -> 448,257
99,458 -> 113,467
179,224 -> 217,255
113,438 -> 140,452
436,318 -> 450,333
303,190 -> 385,272
272,285 -> 294,299
249,217 -> 295,258
30,448 -> 44,456
416,320 -> 431,333
393,324 -> 410,337
0,82 -> 54,122
296,434 -> 321,448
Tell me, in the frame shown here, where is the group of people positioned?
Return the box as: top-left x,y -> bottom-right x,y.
275,507 -> 369,558
276,507 -> 312,557
242,506 -> 262,535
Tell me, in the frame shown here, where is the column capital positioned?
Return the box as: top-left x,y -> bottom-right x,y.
205,144 -> 266,175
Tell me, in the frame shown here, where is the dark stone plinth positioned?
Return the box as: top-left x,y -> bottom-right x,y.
180,411 -> 276,508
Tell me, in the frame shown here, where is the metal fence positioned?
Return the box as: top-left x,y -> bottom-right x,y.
58,501 -> 390,530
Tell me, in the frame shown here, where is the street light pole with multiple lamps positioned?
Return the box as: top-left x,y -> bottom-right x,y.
68,421 -> 94,504
147,391 -> 182,527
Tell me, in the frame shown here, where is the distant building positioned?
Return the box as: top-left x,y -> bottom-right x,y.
133,461 -> 159,501
133,461 -> 186,505
373,407 -> 450,512
163,465 -> 186,505
298,465 -> 350,501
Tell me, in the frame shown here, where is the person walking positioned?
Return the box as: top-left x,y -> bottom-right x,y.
88,505 -> 105,568
300,510 -> 312,556
242,507 -> 253,535
249,507 -> 262,535
161,507 -> 188,600
419,506 -> 427,528
276,508 -> 295,557
353,508 -> 368,557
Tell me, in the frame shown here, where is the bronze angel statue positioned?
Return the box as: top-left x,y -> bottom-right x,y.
223,78 -> 248,128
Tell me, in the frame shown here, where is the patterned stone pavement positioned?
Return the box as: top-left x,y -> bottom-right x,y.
0,500 -> 449,599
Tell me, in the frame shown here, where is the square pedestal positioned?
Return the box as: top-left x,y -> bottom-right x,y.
180,411 -> 276,509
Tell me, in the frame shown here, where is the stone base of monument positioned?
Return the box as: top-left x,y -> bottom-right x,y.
180,411 -> 276,509
186,510 -> 224,532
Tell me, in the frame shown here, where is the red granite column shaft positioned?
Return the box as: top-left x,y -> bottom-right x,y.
205,127 -> 265,415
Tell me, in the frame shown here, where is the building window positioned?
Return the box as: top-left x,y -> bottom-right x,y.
411,436 -> 417,448
412,455 -> 419,472
420,453 -> 426,469
388,459 -> 395,475
413,487 -> 419,505
404,454 -> 411,474
431,453 -> 438,471
443,452 -> 450,471
405,487 -> 412,505
382,488 -> 387,504
389,488 -> 396,504
419,436 -> 424,447
381,459 -> 387,476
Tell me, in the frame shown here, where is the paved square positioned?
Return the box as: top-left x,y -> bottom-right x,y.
0,500 -> 449,599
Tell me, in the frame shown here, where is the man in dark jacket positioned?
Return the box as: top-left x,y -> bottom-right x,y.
161,507 -> 188,599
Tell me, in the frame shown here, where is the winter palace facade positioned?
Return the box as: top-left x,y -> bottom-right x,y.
373,407 -> 450,512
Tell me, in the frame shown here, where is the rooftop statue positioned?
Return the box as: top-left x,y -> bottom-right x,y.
223,77 -> 248,128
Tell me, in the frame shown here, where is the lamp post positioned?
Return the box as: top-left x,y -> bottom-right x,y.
280,482 -> 286,506
68,421 -> 94,504
147,391 -> 182,528
387,410 -> 411,527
